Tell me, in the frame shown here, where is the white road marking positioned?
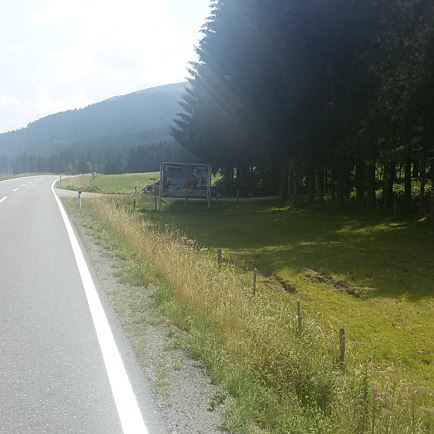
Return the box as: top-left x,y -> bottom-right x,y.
50,181 -> 148,434
0,175 -> 38,184
13,188 -> 19,192
0,196 -> 7,204
21,184 -> 26,187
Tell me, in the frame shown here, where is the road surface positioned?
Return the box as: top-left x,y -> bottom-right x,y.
0,175 -> 164,433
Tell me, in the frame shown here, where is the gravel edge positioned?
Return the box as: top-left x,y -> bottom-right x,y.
64,198 -> 227,434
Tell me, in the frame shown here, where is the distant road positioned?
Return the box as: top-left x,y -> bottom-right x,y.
0,175 -> 163,433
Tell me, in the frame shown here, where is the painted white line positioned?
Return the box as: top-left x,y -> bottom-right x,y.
0,196 -> 7,204
0,175 -> 43,184
50,181 -> 148,434
21,184 -> 26,187
13,188 -> 19,192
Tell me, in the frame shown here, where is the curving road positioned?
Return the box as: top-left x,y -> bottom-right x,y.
0,175 -> 164,433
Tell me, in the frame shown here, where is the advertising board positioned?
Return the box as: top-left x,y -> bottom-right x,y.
160,162 -> 211,199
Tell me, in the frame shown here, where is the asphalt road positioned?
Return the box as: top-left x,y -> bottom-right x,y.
0,175 -> 164,433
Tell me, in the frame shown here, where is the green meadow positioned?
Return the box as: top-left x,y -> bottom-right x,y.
152,200 -> 434,389
63,172 -> 159,193
63,173 -> 434,393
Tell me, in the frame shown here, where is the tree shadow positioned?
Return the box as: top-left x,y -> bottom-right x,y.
159,201 -> 434,300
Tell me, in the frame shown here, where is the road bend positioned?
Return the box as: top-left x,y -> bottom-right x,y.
0,175 -> 164,433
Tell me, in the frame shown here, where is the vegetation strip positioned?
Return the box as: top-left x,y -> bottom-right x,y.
74,194 -> 433,433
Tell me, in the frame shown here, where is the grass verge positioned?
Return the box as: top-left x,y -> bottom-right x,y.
73,194 -> 433,433
62,172 -> 159,193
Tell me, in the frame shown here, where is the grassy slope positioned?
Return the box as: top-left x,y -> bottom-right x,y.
63,171 -> 223,194
63,172 -> 159,193
152,200 -> 434,389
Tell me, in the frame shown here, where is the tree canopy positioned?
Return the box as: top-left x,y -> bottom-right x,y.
173,0 -> 434,212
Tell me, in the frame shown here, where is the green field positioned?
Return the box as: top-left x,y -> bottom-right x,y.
63,171 -> 434,391
63,172 -> 159,193
149,200 -> 434,389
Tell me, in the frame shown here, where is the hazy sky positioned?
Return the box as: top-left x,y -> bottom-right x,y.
0,0 -> 211,133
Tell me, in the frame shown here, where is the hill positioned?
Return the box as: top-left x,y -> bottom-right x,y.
0,83 -> 189,174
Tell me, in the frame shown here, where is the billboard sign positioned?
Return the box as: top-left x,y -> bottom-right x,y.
160,162 -> 211,199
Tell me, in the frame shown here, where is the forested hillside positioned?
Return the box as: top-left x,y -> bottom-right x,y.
0,83 -> 191,174
173,0 -> 434,214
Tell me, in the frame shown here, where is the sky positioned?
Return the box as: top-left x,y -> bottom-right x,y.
0,0 -> 211,133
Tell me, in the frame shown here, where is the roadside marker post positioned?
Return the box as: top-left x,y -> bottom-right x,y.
217,248 -> 223,271
296,299 -> 303,333
252,269 -> 257,296
207,165 -> 212,209
78,191 -> 82,210
339,328 -> 346,370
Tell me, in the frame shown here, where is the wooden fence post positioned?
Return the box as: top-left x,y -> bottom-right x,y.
252,269 -> 257,296
297,299 -> 302,333
133,198 -> 136,212
78,191 -> 82,210
339,328 -> 346,370
217,248 -> 222,271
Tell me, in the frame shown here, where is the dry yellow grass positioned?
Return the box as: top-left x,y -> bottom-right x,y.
82,196 -> 434,433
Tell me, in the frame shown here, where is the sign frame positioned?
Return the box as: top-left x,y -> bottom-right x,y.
159,162 -> 212,209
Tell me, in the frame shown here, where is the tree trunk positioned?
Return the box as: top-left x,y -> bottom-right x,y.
292,164 -> 299,205
308,167 -> 315,205
224,167 -> 233,186
355,160 -> 365,209
419,148 -> 427,216
337,165 -> 346,210
382,162 -> 388,210
366,161 -> 376,210
382,161 -> 396,212
280,168 -> 285,199
386,162 -> 396,213
317,166 -> 325,208
287,163 -> 293,204
331,167 -> 337,208
420,149 -> 427,200
430,161 -> 434,220
413,159 -> 419,178
404,157 -> 412,202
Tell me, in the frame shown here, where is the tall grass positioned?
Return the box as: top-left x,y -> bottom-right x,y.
84,196 -> 433,433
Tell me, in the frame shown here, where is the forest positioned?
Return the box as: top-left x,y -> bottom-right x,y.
172,0 -> 434,215
0,83 -> 187,174
0,140 -> 190,175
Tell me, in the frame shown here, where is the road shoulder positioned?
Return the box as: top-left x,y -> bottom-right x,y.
60,194 -> 226,433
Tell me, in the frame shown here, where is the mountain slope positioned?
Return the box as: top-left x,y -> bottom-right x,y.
0,82 -> 185,156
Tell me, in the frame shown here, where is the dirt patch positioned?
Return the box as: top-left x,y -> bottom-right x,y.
264,274 -> 297,294
304,268 -> 363,298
